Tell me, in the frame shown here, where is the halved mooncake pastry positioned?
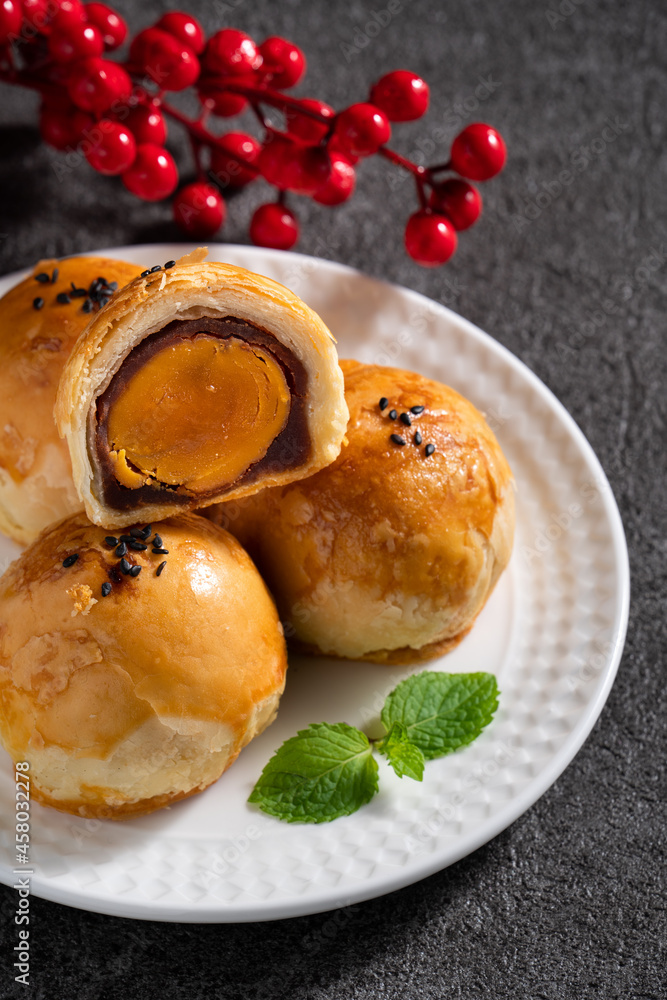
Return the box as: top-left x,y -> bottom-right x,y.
55,249 -> 348,529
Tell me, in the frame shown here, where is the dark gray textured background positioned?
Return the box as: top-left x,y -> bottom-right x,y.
0,0 -> 665,997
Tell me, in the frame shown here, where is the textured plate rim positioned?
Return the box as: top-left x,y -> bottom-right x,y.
0,244 -> 630,922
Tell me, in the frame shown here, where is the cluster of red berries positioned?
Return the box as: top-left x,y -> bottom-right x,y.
0,0 -> 507,266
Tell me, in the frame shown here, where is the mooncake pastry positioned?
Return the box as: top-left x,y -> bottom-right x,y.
0,511 -> 287,818
0,255 -> 139,543
55,249 -> 348,529
209,360 -> 515,664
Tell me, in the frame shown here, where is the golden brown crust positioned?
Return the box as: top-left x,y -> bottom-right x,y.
208,360 -> 515,663
0,510 -> 287,818
55,250 -> 349,529
0,255 -> 140,544
289,625 -> 474,666
28,770 -> 223,821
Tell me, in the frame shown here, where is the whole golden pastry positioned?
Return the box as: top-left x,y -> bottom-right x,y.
0,255 -> 139,544
0,511 -> 287,818
209,360 -> 515,664
55,249 -> 349,529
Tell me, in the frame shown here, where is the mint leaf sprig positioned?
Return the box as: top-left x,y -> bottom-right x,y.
249,672 -> 499,824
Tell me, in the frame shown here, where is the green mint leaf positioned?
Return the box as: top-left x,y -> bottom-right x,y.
381,672 -> 499,760
248,722 -> 379,823
376,722 -> 425,781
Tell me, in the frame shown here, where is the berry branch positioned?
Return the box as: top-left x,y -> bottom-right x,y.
0,0 -> 507,266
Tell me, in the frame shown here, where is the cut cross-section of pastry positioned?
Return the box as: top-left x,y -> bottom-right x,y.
55,249 -> 348,529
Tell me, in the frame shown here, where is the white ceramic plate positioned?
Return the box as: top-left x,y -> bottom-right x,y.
0,244 -> 629,922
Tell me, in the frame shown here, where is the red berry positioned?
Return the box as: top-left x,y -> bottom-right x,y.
428,179 -> 481,231
210,132 -> 260,187
71,107 -> 95,140
197,78 -> 249,118
122,143 -> 178,201
48,22 -> 103,62
39,107 -> 71,149
21,0 -> 50,33
290,146 -> 331,195
326,133 -> 359,166
51,0 -> 86,32
22,0 -> 83,33
258,36 -> 305,89
313,154 -> 355,206
250,203 -> 299,250
450,123 -> 506,181
85,121 -> 136,176
173,182 -> 225,238
258,136 -> 330,195
286,99 -> 335,145
257,135 -> 295,189
370,70 -> 429,122
84,3 -> 127,50
39,103 -> 92,149
68,57 -> 131,114
156,12 -> 204,54
0,0 -> 22,43
405,210 -> 457,266
333,103 -> 391,158
204,29 -> 261,76
124,104 -> 167,145
130,27 -> 200,92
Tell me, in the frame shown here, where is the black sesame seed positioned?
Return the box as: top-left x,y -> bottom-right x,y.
33,297 -> 44,310
379,397 -> 389,411
153,534 -> 162,548
101,581 -> 112,597
156,560 -> 167,576
400,412 -> 412,426
56,291 -> 71,305
129,565 -> 142,577
140,270 -> 150,277
410,405 -> 425,415
108,281 -> 118,291
414,431 -> 423,446
150,264 -> 162,273
425,444 -> 436,457
129,540 -> 147,551
152,547 -> 169,555
130,526 -> 145,538
82,299 -> 93,313
388,409 -> 398,420
35,272 -> 50,283
164,260 -> 176,269
142,525 -> 151,536
120,558 -> 131,574
104,535 -> 118,547
70,285 -> 87,298
51,267 -> 59,284
390,434 -> 406,446
62,553 -> 79,567
115,542 -> 127,557
120,534 -> 134,543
